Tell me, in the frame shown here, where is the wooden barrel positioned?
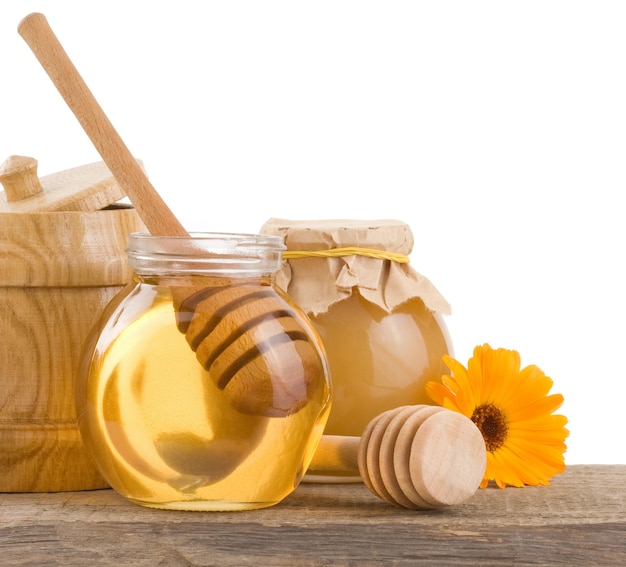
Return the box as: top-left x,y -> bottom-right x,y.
0,205 -> 144,491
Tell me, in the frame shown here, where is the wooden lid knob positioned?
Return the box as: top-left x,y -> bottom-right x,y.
0,155 -> 43,201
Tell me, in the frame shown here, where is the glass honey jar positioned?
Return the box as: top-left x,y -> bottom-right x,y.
260,219 -> 452,480
76,232 -> 332,510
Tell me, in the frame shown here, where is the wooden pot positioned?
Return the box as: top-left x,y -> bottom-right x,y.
0,157 -> 145,491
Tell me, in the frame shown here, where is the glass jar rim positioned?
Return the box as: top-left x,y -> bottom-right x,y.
126,231 -> 286,276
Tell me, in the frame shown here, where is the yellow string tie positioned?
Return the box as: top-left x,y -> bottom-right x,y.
283,247 -> 410,264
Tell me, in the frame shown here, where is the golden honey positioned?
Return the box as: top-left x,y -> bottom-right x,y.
313,293 -> 451,437
76,233 -> 331,510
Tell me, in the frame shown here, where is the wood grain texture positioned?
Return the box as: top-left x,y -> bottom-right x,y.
0,206 -> 142,286
0,206 -> 144,491
0,465 -> 623,565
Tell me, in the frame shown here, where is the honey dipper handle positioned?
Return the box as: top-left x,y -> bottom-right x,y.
308,435 -> 360,475
17,12 -> 187,237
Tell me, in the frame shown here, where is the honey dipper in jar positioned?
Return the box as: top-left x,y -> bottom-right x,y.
173,280 -> 327,417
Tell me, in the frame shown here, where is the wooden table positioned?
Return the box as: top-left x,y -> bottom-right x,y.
1,465 -> 624,566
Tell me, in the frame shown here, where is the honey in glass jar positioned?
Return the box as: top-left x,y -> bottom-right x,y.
261,219 -> 452,480
76,232 -> 332,509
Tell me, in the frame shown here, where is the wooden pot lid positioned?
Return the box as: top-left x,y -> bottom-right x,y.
0,155 -> 143,213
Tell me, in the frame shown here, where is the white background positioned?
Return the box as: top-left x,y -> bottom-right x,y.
2,1 -> 624,464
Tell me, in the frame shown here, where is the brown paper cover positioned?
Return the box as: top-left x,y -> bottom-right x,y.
260,218 -> 451,317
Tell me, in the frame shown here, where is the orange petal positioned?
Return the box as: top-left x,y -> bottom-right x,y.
486,448 -> 525,488
441,374 -> 460,393
504,437 -> 566,484
425,381 -> 449,407
480,346 -> 521,406
496,365 -> 553,412
507,393 -> 564,422
508,413 -> 569,433
444,356 -> 477,414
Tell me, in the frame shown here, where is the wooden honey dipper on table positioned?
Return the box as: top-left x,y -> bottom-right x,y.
18,12 -> 324,417
310,405 -> 487,509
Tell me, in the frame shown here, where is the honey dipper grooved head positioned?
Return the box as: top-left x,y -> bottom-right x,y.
176,283 -> 326,417
358,405 -> 486,509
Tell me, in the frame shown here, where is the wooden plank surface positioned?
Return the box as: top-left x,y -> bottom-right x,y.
1,465 -> 624,566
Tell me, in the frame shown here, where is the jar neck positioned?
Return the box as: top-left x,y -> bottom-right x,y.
134,273 -> 277,288
126,232 -> 286,279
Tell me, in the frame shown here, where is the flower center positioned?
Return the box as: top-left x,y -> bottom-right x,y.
471,404 -> 508,452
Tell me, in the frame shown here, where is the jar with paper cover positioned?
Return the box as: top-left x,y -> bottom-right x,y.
260,219 -> 452,481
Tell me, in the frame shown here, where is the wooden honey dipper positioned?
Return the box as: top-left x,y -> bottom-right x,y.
310,405 -> 487,509
173,282 -> 325,416
18,12 -> 325,417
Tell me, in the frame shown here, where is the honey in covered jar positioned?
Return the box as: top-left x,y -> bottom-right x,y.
260,219 -> 452,480
76,232 -> 332,510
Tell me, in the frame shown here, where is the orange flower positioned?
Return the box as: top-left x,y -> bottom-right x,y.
426,344 -> 568,488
